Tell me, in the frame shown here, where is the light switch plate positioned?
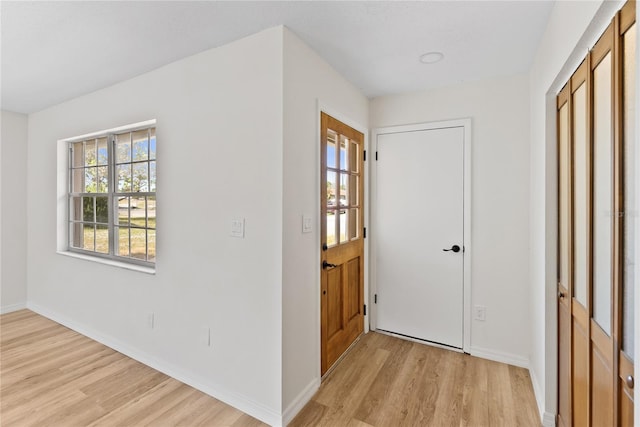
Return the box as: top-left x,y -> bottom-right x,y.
302,214 -> 313,233
231,218 -> 245,238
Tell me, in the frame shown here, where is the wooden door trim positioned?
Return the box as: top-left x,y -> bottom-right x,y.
371,118 -> 472,353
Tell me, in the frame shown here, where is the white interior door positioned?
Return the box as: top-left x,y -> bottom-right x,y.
375,125 -> 465,349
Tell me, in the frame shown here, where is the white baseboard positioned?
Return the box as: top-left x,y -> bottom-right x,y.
541,411 -> 556,427
1,302 -> 27,314
468,345 -> 530,369
27,302 -> 283,427
282,378 -> 320,426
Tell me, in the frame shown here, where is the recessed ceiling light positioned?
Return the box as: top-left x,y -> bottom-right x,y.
419,52 -> 444,64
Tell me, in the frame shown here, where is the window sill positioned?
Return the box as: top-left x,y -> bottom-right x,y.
57,251 -> 156,275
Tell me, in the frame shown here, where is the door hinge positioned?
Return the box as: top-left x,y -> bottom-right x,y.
363,227 -> 367,238
363,304 -> 367,316
374,294 -> 377,304
363,150 -> 366,161
375,151 -> 378,161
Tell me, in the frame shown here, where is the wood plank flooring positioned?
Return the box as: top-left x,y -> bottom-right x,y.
2,310 -> 541,427
290,332 -> 541,427
0,310 -> 267,427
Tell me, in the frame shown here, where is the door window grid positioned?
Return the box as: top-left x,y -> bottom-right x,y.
326,129 -> 360,247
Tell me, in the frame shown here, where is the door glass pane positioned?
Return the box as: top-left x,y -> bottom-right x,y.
327,171 -> 337,208
326,211 -> 337,247
340,173 -> 349,210
349,175 -> 358,206
350,141 -> 359,173
340,135 -> 348,171
622,24 -> 636,359
339,209 -> 348,243
327,130 -> 337,169
592,52 -> 613,336
573,82 -> 589,308
349,208 -> 359,240
559,103 -> 570,289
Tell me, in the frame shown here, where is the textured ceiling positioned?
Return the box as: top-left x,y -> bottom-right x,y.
1,1 -> 554,114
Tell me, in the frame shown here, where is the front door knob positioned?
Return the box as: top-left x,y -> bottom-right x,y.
626,375 -> 634,389
323,260 -> 337,269
443,245 -> 461,253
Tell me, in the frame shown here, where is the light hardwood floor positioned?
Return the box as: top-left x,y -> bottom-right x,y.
2,310 -> 540,427
291,332 -> 541,427
1,310 -> 267,427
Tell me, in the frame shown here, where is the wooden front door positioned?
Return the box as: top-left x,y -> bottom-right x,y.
320,112 -> 365,376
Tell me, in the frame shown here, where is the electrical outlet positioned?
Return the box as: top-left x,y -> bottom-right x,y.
473,305 -> 486,321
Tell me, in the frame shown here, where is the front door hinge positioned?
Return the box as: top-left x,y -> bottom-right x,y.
375,151 -> 378,161
363,227 -> 367,238
374,294 -> 377,304
363,150 -> 366,161
363,304 -> 367,316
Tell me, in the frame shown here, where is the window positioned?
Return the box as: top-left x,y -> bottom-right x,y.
67,122 -> 156,266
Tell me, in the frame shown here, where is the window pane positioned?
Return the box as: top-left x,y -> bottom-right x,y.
339,209 -> 348,243
97,166 -> 108,193
85,167 -> 96,193
117,164 -> 131,192
327,171 -> 337,208
350,141 -> 359,173
132,129 -> 149,161
71,141 -> 84,168
95,197 -> 108,224
70,221 -> 83,248
117,227 -> 130,257
327,129 -> 337,169
71,169 -> 84,193
592,52 -> 613,336
148,196 -> 156,229
83,224 -> 95,251
149,161 -> 156,192
558,103 -> 570,289
150,128 -> 156,160
622,24 -> 636,360
130,196 -> 146,227
85,139 -> 96,166
349,208 -> 359,240
147,229 -> 156,262
96,225 -> 109,254
70,197 -> 82,222
83,197 -> 94,222
573,82 -> 589,308
340,135 -> 348,171
326,211 -> 337,247
117,196 -> 129,226
97,137 -> 108,165
132,162 -> 148,192
130,228 -> 146,260
116,132 -> 131,163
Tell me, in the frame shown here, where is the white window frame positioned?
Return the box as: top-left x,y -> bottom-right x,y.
56,120 -> 156,273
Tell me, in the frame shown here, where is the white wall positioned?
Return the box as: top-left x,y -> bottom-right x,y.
1,110 -> 28,313
281,28 -> 369,421
528,1 -> 623,425
26,28 -> 284,425
369,74 -> 531,365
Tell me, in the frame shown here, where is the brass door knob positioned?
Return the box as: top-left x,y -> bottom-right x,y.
625,375 -> 634,389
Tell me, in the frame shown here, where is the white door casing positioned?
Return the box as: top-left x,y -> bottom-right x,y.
371,119 -> 471,352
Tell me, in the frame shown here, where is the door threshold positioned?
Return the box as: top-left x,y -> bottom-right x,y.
321,333 -> 363,381
376,329 -> 464,353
